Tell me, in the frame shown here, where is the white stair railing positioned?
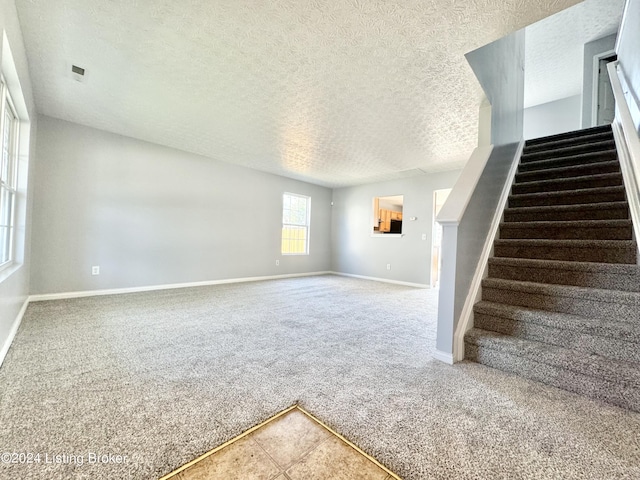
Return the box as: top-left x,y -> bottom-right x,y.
608,61 -> 640,261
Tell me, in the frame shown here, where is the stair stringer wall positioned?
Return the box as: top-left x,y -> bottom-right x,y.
451,141 -> 524,362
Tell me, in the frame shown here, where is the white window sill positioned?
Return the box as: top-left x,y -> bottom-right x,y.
370,233 -> 404,238
0,262 -> 21,284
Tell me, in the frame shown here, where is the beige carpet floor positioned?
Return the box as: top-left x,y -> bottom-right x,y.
0,275 -> 639,479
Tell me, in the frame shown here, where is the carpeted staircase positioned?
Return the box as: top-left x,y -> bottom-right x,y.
465,124 -> 640,411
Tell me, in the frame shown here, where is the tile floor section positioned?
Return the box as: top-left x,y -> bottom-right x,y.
162,406 -> 399,480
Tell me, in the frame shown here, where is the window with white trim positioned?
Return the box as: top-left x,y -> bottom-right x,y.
281,193 -> 310,255
0,78 -> 18,269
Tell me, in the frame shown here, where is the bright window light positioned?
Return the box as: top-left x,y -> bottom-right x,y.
281,193 -> 310,255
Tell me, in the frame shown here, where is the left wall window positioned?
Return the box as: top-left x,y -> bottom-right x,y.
0,77 -> 18,268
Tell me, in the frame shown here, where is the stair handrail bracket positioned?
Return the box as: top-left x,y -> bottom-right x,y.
608,60 -> 640,260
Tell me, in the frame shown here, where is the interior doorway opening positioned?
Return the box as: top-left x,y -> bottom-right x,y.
431,188 -> 451,288
595,53 -> 617,126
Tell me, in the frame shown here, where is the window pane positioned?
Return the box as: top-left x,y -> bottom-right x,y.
283,194 -> 308,226
282,193 -> 310,254
0,187 -> 13,264
283,194 -> 291,224
0,87 -> 18,267
2,106 -> 14,184
292,200 -> 305,224
282,225 -> 307,254
1,143 -> 8,185
0,226 -> 9,264
0,187 -> 13,226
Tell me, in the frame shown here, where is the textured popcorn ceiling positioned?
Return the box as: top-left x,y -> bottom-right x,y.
525,0 -> 625,108
15,0 -> 580,187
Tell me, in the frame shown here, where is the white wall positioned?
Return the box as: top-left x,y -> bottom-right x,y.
30,116 -> 332,295
524,95 -> 582,140
0,0 -> 37,361
331,171 -> 460,286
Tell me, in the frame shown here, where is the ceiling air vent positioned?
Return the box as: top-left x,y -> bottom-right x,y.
71,65 -> 85,76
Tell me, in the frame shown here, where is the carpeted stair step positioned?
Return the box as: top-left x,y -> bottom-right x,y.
524,130 -> 613,154
487,257 -> 640,292
481,278 -> 640,322
493,238 -> 637,263
466,124 -> 640,411
511,172 -> 622,195
524,124 -> 612,147
503,202 -> 630,222
515,160 -> 620,184
518,150 -> 618,173
499,219 -> 633,240
473,301 -> 640,363
464,328 -> 640,411
521,140 -> 616,163
508,185 -> 626,208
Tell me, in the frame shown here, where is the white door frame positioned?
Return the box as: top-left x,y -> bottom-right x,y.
431,188 -> 451,287
591,49 -> 616,126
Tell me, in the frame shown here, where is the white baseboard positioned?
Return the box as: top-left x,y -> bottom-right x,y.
0,297 -> 29,367
330,271 -> 429,289
432,349 -> 454,365
29,271 -> 333,302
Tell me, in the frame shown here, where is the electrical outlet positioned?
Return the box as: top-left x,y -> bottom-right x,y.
422,233 -> 427,240
276,260 -> 280,266
386,264 -> 391,270
91,266 -> 100,275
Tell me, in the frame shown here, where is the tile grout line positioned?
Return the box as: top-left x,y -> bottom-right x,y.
251,407 -> 334,477
283,434 -> 334,476
295,405 -> 403,480
247,434 -> 286,478
158,404 -> 299,480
